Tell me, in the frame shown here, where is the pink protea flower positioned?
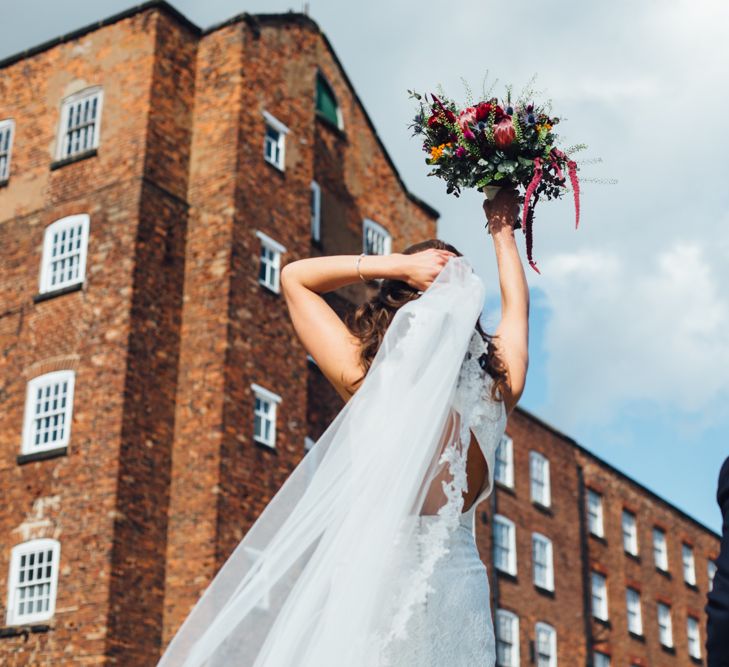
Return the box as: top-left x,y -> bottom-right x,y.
493,117 -> 516,149
457,107 -> 477,133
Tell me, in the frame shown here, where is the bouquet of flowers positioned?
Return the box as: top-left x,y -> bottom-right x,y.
409,82 -> 584,274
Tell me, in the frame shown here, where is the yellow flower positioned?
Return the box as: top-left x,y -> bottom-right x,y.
429,142 -> 451,161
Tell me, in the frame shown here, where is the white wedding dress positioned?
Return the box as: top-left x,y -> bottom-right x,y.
157,256 -> 505,667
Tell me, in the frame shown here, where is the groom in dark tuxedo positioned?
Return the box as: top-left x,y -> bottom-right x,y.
707,456 -> 729,666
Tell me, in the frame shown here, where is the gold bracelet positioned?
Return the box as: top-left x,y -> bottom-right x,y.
356,252 -> 367,283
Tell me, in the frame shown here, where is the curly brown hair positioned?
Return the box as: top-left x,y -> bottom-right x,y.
343,239 -> 508,403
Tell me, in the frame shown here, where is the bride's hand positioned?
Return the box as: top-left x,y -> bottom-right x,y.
400,248 -> 457,291
483,186 -> 520,235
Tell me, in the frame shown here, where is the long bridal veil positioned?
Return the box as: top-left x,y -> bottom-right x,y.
157,255 -> 487,667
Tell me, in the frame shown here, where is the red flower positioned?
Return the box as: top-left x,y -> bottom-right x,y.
431,94 -> 457,124
493,117 -> 516,149
427,114 -> 440,128
475,103 -> 492,122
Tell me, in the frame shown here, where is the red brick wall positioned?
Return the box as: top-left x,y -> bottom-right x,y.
0,8 -> 165,663
578,451 -> 717,666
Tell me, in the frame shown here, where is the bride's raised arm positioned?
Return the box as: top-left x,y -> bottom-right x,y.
280,249 -> 455,402
484,188 -> 530,416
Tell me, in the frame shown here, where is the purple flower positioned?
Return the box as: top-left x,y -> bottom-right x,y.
455,146 -> 467,158
463,128 -> 476,141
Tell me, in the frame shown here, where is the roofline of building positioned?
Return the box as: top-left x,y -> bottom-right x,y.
513,405 -> 721,541
0,1 -> 440,221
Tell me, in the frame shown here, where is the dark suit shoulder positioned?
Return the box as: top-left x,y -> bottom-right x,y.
720,456 -> 729,506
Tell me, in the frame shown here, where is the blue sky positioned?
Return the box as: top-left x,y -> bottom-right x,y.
3,0 -> 727,533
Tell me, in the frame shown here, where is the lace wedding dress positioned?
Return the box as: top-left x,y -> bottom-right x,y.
381,327 -> 505,667
156,256 -> 505,667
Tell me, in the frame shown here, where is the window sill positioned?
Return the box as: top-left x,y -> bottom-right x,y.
258,281 -> 281,296
315,112 -> 347,141
660,644 -> 676,655
495,481 -> 516,496
590,533 -> 608,545
656,567 -> 672,580
625,551 -> 641,563
685,581 -> 699,592
532,500 -> 553,516
496,570 -> 518,583
0,178 -> 8,189
0,624 -> 52,639
253,438 -> 277,453
310,237 -> 323,250
50,147 -> 98,170
690,655 -> 703,665
629,631 -> 646,643
534,584 -> 555,598
593,617 -> 611,629
263,157 -> 286,175
33,282 -> 84,303
17,447 -> 68,465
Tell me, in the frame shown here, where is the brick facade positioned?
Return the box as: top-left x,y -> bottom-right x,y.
477,409 -> 720,666
0,2 -> 719,666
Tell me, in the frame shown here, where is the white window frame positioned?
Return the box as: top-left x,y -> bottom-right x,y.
255,230 -> 286,294
494,434 -> 514,488
653,527 -> 669,571
586,489 -> 604,538
709,560 -> 717,591
251,383 -> 281,448
529,451 -> 551,507
56,86 -> 103,160
626,587 -> 643,636
657,602 -> 673,647
310,181 -> 321,242
534,622 -> 557,667
39,214 -> 90,294
621,510 -> 638,556
687,615 -> 701,659
682,543 -> 696,586
591,571 -> 609,621
493,514 -> 517,577
0,118 -> 15,182
532,533 -> 554,592
362,218 -> 392,256
262,110 -> 288,171
6,539 -> 61,625
21,370 -> 76,455
593,652 -> 610,667
495,609 -> 520,667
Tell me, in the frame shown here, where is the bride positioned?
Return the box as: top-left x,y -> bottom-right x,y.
156,187 -> 529,666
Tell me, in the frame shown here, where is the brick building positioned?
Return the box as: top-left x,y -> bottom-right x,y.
481,410 -> 720,667
0,2 -> 719,666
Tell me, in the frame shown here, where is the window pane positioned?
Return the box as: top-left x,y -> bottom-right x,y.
316,74 -> 340,127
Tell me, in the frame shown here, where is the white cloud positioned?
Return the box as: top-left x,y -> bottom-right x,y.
538,239 -> 729,429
